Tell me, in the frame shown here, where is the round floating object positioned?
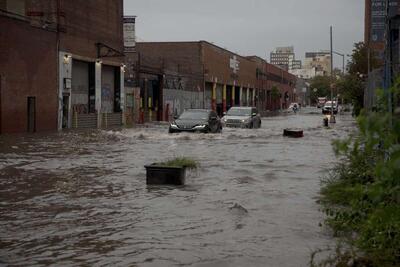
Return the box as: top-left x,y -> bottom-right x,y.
323,117 -> 329,127
283,128 -> 304,138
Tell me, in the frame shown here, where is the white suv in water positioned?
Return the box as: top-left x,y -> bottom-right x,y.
222,107 -> 262,129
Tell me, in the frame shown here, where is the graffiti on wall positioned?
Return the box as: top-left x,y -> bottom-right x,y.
163,88 -> 204,121
72,104 -> 88,114
101,84 -> 114,113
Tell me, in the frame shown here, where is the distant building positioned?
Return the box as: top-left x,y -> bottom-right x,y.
270,46 -> 302,71
289,67 -> 318,80
124,41 -> 297,121
304,51 -> 332,76
364,0 -> 400,110
292,60 -> 302,70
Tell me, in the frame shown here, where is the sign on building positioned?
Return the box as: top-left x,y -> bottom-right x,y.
124,16 -> 136,52
371,0 -> 400,43
230,56 -> 240,74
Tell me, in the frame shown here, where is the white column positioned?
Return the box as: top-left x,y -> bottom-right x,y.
58,52 -> 72,130
95,61 -> 102,128
120,66 -> 125,125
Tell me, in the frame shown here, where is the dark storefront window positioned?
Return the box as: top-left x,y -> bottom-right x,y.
114,67 -> 121,113
88,63 -> 96,113
27,97 -> 36,133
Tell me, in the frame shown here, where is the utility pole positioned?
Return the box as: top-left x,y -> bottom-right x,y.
330,26 -> 336,123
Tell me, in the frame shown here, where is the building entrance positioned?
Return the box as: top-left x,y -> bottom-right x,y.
27,97 -> 36,133
62,94 -> 70,129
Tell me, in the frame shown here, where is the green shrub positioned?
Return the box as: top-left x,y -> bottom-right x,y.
317,85 -> 400,266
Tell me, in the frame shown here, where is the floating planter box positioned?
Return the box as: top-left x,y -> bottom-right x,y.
145,157 -> 198,185
283,128 -> 304,138
145,165 -> 186,185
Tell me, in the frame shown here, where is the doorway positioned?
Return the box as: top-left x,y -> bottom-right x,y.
27,97 -> 36,133
62,94 -> 70,129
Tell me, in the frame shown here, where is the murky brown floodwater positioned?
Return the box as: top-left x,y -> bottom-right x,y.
0,108 -> 356,267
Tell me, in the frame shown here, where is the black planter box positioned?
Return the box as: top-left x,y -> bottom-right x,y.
145,165 -> 186,185
283,128 -> 304,138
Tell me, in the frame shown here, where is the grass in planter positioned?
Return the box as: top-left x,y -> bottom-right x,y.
154,157 -> 198,169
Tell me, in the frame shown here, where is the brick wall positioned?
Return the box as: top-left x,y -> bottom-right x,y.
135,42 -> 204,90
201,41 -> 257,88
0,16 -> 58,133
60,0 -> 124,64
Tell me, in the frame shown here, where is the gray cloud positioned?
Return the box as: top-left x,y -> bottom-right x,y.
124,0 -> 364,68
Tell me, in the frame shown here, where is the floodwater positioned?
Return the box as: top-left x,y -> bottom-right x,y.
0,108 -> 356,267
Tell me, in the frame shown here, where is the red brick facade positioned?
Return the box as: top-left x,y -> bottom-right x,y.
132,41 -> 297,118
0,16 -> 58,133
0,0 -> 124,133
59,0 -> 124,62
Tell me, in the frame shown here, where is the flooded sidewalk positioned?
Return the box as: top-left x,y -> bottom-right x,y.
0,110 -> 356,267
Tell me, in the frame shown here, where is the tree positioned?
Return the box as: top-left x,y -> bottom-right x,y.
337,75 -> 364,115
270,86 -> 280,110
338,42 -> 380,116
309,76 -> 332,104
347,42 -> 380,76
271,86 -> 280,100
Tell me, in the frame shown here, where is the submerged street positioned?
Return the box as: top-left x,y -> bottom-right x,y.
0,109 -> 356,267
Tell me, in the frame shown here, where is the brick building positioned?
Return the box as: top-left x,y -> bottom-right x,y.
364,0 -> 400,109
126,41 -> 297,121
0,0 -> 124,133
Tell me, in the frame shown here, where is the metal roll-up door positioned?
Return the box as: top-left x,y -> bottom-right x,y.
101,65 -> 115,114
72,60 -> 89,114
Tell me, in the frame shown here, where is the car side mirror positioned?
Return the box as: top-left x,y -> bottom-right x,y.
223,112 -> 227,116
174,115 -> 178,120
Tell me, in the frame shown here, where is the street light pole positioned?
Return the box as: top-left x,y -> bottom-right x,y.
333,51 -> 345,75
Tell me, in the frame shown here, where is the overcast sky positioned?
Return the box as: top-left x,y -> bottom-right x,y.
124,0 -> 364,68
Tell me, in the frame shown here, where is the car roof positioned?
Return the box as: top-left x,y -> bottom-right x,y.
184,109 -> 211,112
229,107 -> 253,109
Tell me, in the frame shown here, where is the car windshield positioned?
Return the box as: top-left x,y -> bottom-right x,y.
325,101 -> 336,106
179,110 -> 209,120
227,108 -> 252,116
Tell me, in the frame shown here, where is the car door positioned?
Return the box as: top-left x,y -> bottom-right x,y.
256,108 -> 261,128
251,108 -> 257,127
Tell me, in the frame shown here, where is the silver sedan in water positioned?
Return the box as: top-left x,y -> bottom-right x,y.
222,107 -> 262,129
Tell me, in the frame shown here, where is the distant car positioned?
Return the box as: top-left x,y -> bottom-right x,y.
322,101 -> 338,115
317,97 -> 327,108
222,107 -> 261,128
169,109 -> 222,133
287,103 -> 300,113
